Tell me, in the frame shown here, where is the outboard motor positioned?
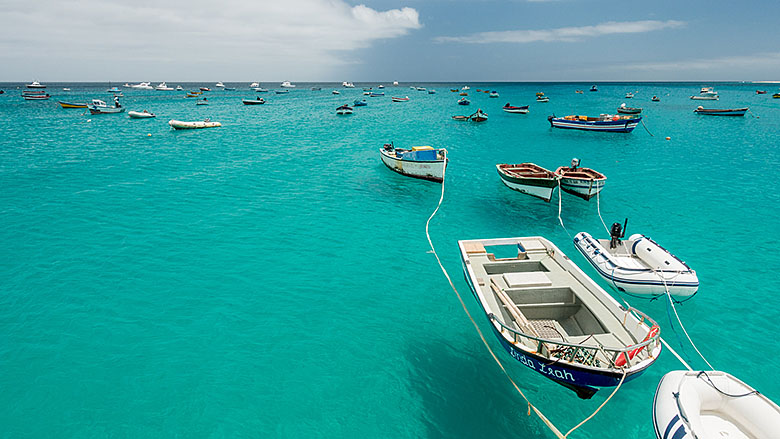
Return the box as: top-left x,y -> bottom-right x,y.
570,158 -> 580,170
383,142 -> 394,152
609,218 -> 628,249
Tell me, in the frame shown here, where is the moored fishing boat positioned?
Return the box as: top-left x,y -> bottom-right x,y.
379,143 -> 447,182
27,80 -> 46,88
496,163 -> 558,202
128,110 -> 156,118
332,90 -> 340,95
58,101 -> 88,108
693,106 -> 748,116
242,97 -> 265,105
502,103 -> 529,114
168,119 -> 221,129
254,87 -> 269,92
756,90 -> 767,94
690,95 -> 718,100
353,99 -> 367,107
176,85 -> 183,91
489,91 -> 499,98
280,81 -> 296,88
130,82 -> 154,90
548,114 -> 640,133
88,98 -> 124,114
652,96 -> 660,102
370,92 -> 384,97
200,87 -> 211,92
573,228 -> 698,299
250,82 -> 260,88
23,94 -> 51,100
391,96 -> 409,102
275,90 -> 289,94
469,109 -> 488,122
653,371 -> 780,439
625,92 -> 634,98
335,104 -> 353,115
459,236 -> 661,399
590,85 -> 598,91
774,93 -> 780,99
416,87 -> 426,91
428,89 -> 436,94
107,86 -> 121,93
536,96 -> 549,102
196,98 -> 208,105
459,92 -> 468,96
342,81 -> 355,88
555,158 -> 606,200
215,81 -> 225,88
617,103 -> 642,114
155,82 -> 174,91
458,97 -> 470,105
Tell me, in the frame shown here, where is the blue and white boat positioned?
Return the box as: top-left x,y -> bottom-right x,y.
693,106 -> 748,116
370,92 -> 385,97
379,143 -> 447,182
548,114 -> 641,133
590,85 -> 598,92
459,236 -> 662,399
573,229 -> 699,299
353,99 -> 367,107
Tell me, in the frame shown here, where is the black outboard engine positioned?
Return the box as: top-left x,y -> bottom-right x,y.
383,142 -> 394,152
609,218 -> 628,249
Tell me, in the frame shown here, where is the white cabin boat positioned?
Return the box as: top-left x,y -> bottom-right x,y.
280,81 -> 296,88
27,80 -> 46,88
155,82 -> 173,91
250,82 -> 259,88
379,144 -> 447,182
460,236 -> 661,398
342,81 -> 355,88
653,371 -> 780,439
215,81 -> 225,88
131,82 -> 154,90
573,230 -> 698,299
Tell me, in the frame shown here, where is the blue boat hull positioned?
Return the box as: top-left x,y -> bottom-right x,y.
549,116 -> 641,133
460,256 -> 650,399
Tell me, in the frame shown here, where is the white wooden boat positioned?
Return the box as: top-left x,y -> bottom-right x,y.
335,105 -> 353,115
168,119 -> 221,129
502,104 -> 529,114
554,158 -> 606,200
391,96 -> 409,102
253,88 -> 269,93
694,106 -> 748,116
88,99 -> 125,114
23,94 -> 50,100
242,97 -> 265,105
496,163 -> 558,202
459,236 -> 662,399
690,95 -> 719,100
379,143 -> 447,182
128,110 -> 156,118
653,370 -> 780,439
536,96 -> 549,102
332,90 -> 340,95
196,99 -> 208,105
573,230 -> 698,299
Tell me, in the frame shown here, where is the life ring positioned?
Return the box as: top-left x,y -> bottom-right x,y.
615,324 -> 659,367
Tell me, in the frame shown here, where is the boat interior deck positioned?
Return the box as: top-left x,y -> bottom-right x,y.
465,239 -> 640,363
555,167 -> 605,180
499,163 -> 556,179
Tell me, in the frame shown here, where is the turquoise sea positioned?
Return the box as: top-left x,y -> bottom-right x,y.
1,82 -> 778,438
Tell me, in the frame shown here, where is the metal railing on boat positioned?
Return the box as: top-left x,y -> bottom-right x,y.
488,306 -> 660,369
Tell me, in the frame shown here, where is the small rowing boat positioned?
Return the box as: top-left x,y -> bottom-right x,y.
23,94 -> 51,100
756,90 -> 767,94
548,114 -> 641,133
690,95 -> 718,100
469,109 -> 488,122
574,226 -> 698,298
128,110 -> 156,119
379,143 -> 447,182
496,163 -> 558,202
336,104 -> 353,115
196,99 -> 208,105
625,92 -> 634,98
58,101 -> 88,108
353,99 -> 367,107
502,104 -> 529,114
536,96 -> 549,102
332,90 -> 340,95
617,103 -> 642,114
590,85 -> 598,91
693,106 -> 748,116
653,371 -> 780,439
242,97 -> 265,105
458,97 -> 470,105
169,119 -> 221,129
774,93 -> 780,99
459,236 -> 661,399
88,99 -> 124,114
554,158 -> 606,200
428,89 -> 436,94
489,91 -> 499,98
652,96 -> 660,102
370,92 -> 384,97
451,115 -> 469,121
459,92 -> 468,96
391,96 -> 409,102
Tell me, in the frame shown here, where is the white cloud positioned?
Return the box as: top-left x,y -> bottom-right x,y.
435,20 -> 684,44
617,52 -> 780,72
0,0 -> 421,80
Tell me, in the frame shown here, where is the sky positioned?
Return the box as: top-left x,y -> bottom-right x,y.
1,0 -> 779,82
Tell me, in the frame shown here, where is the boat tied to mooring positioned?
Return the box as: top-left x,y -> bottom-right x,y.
459,236 -> 662,399
379,143 -> 447,182
548,114 -> 641,133
554,158 -> 606,200
168,119 -> 222,129
496,163 -> 559,202
502,103 -> 529,114
693,106 -> 748,116
573,225 -> 699,299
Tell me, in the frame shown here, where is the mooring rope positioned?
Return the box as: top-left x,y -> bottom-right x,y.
426,151 -> 625,438
595,188 -> 610,235
640,118 -> 654,136
658,274 -> 715,370
557,179 -> 573,239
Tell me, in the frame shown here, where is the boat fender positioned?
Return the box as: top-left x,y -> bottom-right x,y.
615,324 -> 659,367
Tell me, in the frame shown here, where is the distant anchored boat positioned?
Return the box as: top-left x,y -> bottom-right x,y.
617,103 -> 642,114
128,110 -> 156,119
88,98 -> 125,114
58,101 -> 88,108
548,114 -> 641,133
391,96 -> 409,102
693,106 -> 748,116
169,119 -> 221,129
335,104 -> 353,115
379,143 -> 447,182
242,97 -> 266,105
459,236 -> 661,399
502,103 -> 529,114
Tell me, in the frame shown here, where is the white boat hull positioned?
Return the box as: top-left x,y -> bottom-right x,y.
653,371 -> 780,439
128,111 -> 155,119
573,232 -> 698,298
379,149 -> 445,182
559,176 -> 605,199
499,177 -> 556,201
168,119 -> 222,129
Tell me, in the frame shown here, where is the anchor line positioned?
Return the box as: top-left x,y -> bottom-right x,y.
641,118 -> 654,136
426,150 -> 625,438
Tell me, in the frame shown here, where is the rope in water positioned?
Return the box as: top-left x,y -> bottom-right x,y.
640,118 -> 654,136
658,275 -> 715,370
426,151 -> 625,438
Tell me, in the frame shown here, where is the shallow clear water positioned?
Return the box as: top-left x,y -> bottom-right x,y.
1,82 -> 778,438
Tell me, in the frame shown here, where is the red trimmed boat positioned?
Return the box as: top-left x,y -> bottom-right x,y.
391,96 -> 409,102
502,103 -> 529,114
555,158 -> 606,201
548,114 -> 641,133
